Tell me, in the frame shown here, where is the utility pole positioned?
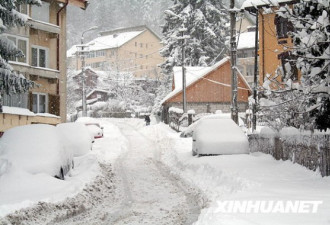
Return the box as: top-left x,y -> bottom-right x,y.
230,0 -> 238,124
181,28 -> 187,113
179,25 -> 188,113
252,10 -> 259,131
80,26 -> 98,117
81,39 -> 87,117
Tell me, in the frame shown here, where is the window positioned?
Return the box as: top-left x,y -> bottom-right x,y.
32,93 -> 48,113
140,43 -> 143,48
146,43 -> 148,49
96,50 -> 105,57
32,46 -> 48,68
275,15 -> 293,39
237,50 -> 247,58
7,35 -> 28,63
135,42 -> 137,47
31,2 -> 50,23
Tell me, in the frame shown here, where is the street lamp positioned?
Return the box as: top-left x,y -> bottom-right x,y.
80,26 -> 98,117
164,10 -> 189,113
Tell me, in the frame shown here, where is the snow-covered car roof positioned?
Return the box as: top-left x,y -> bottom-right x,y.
56,123 -> 94,157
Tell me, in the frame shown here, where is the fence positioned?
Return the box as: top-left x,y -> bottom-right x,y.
248,133 -> 330,177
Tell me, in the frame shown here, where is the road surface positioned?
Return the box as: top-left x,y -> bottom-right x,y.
1,119 -> 201,225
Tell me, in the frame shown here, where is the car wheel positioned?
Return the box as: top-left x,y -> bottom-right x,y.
55,167 -> 65,180
192,150 -> 197,156
72,160 -> 75,169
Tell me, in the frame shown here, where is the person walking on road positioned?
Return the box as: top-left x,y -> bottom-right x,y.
145,115 -> 151,126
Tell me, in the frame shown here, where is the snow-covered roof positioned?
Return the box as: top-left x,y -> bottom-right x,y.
86,89 -> 109,98
241,0 -> 295,9
237,31 -> 256,50
72,67 -> 103,77
161,57 -> 230,104
68,30 -> 144,56
67,45 -> 79,58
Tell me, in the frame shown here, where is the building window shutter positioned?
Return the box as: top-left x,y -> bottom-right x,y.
29,92 -> 33,111
48,94 -> 60,116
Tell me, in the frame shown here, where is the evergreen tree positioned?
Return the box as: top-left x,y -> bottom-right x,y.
160,0 -> 229,75
0,0 -> 40,111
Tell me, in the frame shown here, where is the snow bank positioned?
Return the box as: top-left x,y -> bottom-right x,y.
140,123 -> 330,225
56,122 -> 93,157
0,118 -> 129,217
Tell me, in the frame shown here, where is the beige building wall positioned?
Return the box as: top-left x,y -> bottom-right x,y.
73,28 -> 164,80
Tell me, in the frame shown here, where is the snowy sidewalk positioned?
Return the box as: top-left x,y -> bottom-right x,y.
139,123 -> 330,225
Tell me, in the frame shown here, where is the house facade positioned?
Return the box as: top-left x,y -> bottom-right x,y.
161,57 -> 252,122
0,0 -> 87,134
67,25 -> 164,80
241,0 -> 299,86
72,67 -> 99,95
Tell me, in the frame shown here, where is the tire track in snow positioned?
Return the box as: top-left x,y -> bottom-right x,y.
106,120 -> 201,225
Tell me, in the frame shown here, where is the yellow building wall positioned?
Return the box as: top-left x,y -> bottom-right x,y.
74,29 -> 164,80
258,10 -> 294,85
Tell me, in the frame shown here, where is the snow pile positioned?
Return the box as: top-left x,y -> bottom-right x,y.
140,123 -> 330,225
0,118 -> 129,217
91,118 -> 129,164
2,106 -> 35,116
56,122 -> 93,157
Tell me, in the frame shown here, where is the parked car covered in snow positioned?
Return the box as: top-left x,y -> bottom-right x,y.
0,124 -> 73,180
192,118 -> 249,156
56,122 -> 94,157
75,117 -> 104,139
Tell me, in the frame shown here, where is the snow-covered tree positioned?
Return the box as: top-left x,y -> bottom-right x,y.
0,0 -> 40,111
259,0 -> 329,131
160,0 -> 229,75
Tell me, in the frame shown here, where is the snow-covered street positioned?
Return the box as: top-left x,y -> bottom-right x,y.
0,119 -> 201,225
1,118 -> 330,225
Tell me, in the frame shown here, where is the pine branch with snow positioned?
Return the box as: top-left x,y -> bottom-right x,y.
260,0 -> 330,131
0,0 -> 40,111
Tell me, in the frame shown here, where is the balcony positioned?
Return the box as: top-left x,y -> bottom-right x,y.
27,19 -> 60,35
10,62 -> 59,79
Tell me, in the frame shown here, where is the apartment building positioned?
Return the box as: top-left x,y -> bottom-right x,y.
67,25 -> 164,80
0,0 -> 87,133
